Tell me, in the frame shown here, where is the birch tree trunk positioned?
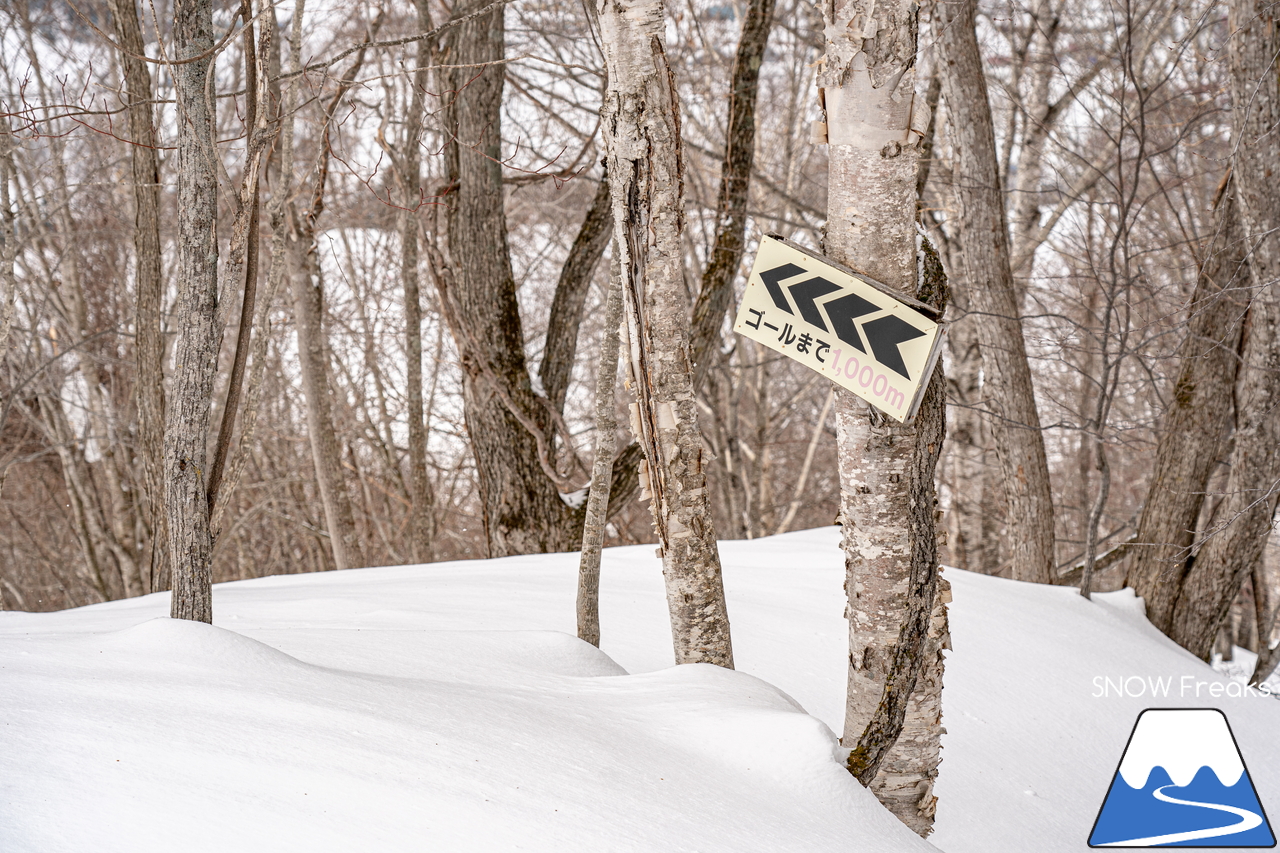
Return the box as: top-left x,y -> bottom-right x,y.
108,0 -> 165,595
937,0 -> 1055,585
287,30 -> 376,573
167,0 -> 219,622
818,0 -> 946,832
597,0 -> 734,668
1169,1 -> 1280,659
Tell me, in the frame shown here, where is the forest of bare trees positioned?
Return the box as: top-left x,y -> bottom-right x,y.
2,0 -> 1279,832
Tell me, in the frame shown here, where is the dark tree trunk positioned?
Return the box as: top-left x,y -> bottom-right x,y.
1127,186 -> 1247,632
109,0 -> 165,595
937,0 -> 1056,585
688,0 -> 777,389
540,177 -> 613,418
400,0 -> 438,564
441,0 -> 579,556
1167,0 -> 1280,660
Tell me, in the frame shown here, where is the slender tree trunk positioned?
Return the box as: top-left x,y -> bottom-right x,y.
938,0 -> 1055,585
1127,186 -> 1246,629
597,0 -> 733,668
210,1 -> 295,535
818,0 -> 946,832
290,233 -> 365,571
688,0 -> 777,388
400,0 -> 437,564
577,257 -> 624,648
943,271 -> 989,572
108,0 -> 165,595
540,176 -> 614,418
207,2 -> 273,516
287,27 -> 377,572
0,116 -> 14,357
167,0 -> 219,622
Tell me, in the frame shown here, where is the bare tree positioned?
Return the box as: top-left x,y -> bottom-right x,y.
817,0 -> 946,832
596,0 -> 734,668
1168,0 -> 1280,659
937,0 -> 1055,585
167,0 -> 221,622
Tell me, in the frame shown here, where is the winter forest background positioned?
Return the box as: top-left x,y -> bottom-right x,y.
1,0 -> 1278,701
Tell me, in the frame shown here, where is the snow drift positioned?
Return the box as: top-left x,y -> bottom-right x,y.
1,527 -> 1276,852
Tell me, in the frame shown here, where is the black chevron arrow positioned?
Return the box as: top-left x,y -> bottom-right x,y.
786,276 -> 842,330
758,263 -> 805,313
863,314 -> 927,378
823,291 -> 879,353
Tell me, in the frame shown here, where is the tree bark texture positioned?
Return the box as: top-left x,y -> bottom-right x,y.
400,0 -> 437,564
597,0 -> 734,668
108,0 -> 165,594
540,176 -> 614,417
167,0 -> 218,623
937,0 -> 1055,585
818,0 -> 945,833
1253,558 -> 1280,684
0,119 -> 16,358
1169,3 -> 1280,659
577,257 -> 625,648
1127,188 -> 1247,631
211,0 -> 299,535
846,241 -> 951,836
688,0 -> 777,389
441,0 -> 580,557
207,3 -> 273,517
942,263 -> 991,572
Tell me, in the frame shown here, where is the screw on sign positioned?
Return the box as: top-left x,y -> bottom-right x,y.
733,234 -> 946,423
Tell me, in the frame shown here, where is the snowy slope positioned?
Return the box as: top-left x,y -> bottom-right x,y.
2,527 -> 1277,852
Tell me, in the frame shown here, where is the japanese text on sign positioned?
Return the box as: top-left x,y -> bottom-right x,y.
733,235 -> 945,423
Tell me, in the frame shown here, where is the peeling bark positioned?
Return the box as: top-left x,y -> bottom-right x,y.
597,0 -> 733,668
819,0 -> 946,833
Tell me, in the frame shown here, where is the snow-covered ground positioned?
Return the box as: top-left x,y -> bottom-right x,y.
2,527 -> 1276,852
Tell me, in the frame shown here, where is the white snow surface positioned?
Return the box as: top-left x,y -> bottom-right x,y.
2,527 -> 1277,852
1117,709 -> 1245,788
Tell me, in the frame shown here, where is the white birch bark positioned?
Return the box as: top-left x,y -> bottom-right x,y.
818,0 -> 946,833
596,0 -> 733,668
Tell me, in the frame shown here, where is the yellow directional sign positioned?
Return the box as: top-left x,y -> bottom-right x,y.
733,234 -> 945,423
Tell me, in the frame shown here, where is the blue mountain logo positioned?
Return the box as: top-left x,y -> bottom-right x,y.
1089,708 -> 1275,847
